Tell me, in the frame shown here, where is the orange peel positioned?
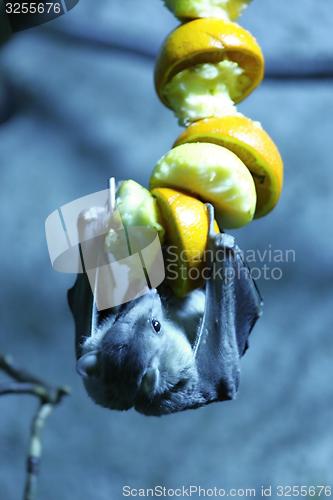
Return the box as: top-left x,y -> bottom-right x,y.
174,115 -> 283,217
152,187 -> 219,297
155,18 -> 264,120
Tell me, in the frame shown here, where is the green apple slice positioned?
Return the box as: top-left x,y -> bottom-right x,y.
164,0 -> 251,21
150,143 -> 257,229
163,60 -> 250,126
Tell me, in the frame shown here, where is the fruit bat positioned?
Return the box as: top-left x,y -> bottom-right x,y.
68,204 -> 263,416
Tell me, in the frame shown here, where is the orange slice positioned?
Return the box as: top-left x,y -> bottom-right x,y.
152,187 -> 219,297
155,18 -> 264,113
150,142 -> 257,229
174,115 -> 283,217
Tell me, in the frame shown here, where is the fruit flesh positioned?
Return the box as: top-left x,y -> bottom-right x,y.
150,143 -> 257,229
164,0 -> 251,21
115,180 -> 164,240
105,180 -> 165,258
163,60 -> 249,126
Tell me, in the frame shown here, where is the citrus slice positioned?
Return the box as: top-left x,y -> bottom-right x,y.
150,142 -> 257,229
152,187 -> 219,297
174,116 -> 283,218
105,180 -> 165,259
115,180 -> 165,242
163,0 -> 251,22
155,18 -> 264,124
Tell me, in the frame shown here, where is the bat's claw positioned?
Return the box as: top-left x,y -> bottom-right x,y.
206,203 -> 235,253
206,203 -> 217,241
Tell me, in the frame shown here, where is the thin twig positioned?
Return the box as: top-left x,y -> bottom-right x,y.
24,387 -> 68,500
0,382 -> 49,398
0,354 -> 46,386
0,353 -> 70,500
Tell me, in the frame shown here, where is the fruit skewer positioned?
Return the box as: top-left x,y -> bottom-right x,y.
109,0 -> 283,298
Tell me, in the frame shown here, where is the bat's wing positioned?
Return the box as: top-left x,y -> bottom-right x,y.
67,203 -> 117,359
68,268 -> 123,360
68,272 -> 94,359
234,250 -> 263,357
193,204 -> 263,405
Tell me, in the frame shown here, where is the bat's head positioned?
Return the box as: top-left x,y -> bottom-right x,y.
76,288 -> 197,414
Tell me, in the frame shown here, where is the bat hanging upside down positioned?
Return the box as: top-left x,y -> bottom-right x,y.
68,204 -> 263,416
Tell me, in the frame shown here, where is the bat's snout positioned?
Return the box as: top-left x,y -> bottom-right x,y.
76,344 -> 149,411
76,351 -> 100,378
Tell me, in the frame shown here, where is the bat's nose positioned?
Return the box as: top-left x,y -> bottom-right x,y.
76,352 -> 100,378
140,367 -> 160,397
98,347 -> 147,409
78,350 -> 145,410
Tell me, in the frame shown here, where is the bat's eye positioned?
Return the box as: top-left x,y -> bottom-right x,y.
151,319 -> 161,333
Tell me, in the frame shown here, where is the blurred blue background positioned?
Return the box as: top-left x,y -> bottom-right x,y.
0,1 -> 333,498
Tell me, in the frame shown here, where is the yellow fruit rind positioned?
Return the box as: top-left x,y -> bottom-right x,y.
174,116 -> 283,217
151,187 -> 219,297
155,18 -> 264,111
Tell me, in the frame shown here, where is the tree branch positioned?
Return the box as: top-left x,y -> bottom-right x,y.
0,353 -> 70,500
0,354 -> 47,386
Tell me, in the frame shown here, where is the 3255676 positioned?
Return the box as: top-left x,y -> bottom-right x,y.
5,2 -> 62,14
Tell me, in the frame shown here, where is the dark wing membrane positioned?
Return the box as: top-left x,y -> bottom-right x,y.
68,273 -> 94,359
194,236 -> 263,405
234,249 -> 263,356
